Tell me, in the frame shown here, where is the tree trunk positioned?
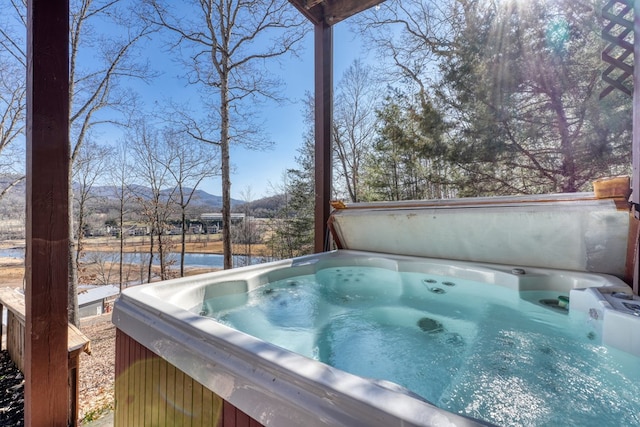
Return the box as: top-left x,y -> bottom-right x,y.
119,195 -> 124,292
158,226 -> 166,280
75,197 -> 85,278
221,67 -> 232,269
552,96 -> 577,193
147,230 -> 154,283
68,178 -> 79,327
180,209 -> 186,277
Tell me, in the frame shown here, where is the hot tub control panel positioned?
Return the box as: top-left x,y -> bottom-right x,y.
623,301 -> 640,314
569,286 -> 640,357
602,291 -> 640,316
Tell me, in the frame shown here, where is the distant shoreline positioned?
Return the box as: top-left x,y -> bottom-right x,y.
0,237 -> 270,257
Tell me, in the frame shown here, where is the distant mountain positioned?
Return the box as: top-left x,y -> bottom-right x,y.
90,185 -> 244,209
238,194 -> 286,214
1,173 -> 290,220
164,188 -> 232,209
0,176 -> 249,216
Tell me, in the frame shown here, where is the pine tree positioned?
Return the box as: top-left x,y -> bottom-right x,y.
440,0 -> 631,195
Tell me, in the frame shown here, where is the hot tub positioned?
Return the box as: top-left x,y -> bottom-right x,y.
113,249 -> 640,426
113,193 -> 640,426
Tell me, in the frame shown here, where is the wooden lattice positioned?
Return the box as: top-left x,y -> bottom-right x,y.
601,0 -> 634,99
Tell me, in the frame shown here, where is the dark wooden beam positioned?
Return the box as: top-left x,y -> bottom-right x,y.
633,0 -> 640,294
633,0 -> 640,214
289,0 -> 386,25
25,0 -> 70,425
289,0 -> 323,24
324,0 -> 386,24
314,22 -> 333,252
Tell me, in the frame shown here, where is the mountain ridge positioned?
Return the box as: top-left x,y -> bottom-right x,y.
0,175 -> 248,213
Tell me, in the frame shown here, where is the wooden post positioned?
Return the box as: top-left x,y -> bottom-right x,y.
314,22 -> 333,253
633,0 -> 640,294
633,0 -> 640,214
289,1 -> 386,254
25,0 -> 70,425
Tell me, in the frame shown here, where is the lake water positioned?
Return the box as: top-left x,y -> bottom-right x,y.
0,247 -> 268,269
0,248 -> 22,258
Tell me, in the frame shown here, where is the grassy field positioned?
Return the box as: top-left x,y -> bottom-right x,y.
81,233 -> 270,255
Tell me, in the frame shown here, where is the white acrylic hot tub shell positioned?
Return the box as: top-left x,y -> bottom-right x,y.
113,250 -> 633,427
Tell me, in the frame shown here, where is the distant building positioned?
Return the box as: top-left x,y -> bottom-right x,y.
78,285 -> 120,318
127,225 -> 150,236
201,212 -> 246,232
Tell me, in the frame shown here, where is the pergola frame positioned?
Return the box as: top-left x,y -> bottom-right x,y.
288,0 -> 386,252
22,0 -> 638,424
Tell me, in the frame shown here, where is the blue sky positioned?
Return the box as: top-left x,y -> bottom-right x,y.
230,23 -> 368,200
133,20 -> 368,201
0,2 -> 377,202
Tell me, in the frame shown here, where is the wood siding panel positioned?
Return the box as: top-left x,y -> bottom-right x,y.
115,330 -> 262,426
126,329 -> 137,427
166,362 -> 176,426
223,400 -> 236,427
174,365 -> 185,426
151,353 -> 160,426
115,329 -> 126,427
202,380 -> 221,427
133,334 -> 140,427
158,349 -> 168,425
192,381 -> 203,427
182,368 -> 194,427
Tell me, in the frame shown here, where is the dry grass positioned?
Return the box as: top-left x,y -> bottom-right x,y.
81,234 -> 270,256
78,314 -> 116,423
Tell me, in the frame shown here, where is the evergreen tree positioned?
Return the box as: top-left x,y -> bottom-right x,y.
440,0 -> 631,195
364,91 -> 455,200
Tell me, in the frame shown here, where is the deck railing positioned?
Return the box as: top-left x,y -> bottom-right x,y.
0,287 -> 91,427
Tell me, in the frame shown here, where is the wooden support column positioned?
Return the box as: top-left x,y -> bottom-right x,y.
633,0 -> 640,294
314,22 -> 333,253
634,0 -> 640,214
289,1 -> 385,253
25,0 -> 70,425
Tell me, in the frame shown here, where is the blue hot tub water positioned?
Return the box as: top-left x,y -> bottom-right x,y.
194,266 -> 640,427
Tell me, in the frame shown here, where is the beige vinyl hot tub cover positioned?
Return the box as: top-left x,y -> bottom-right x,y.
328,193 -> 630,278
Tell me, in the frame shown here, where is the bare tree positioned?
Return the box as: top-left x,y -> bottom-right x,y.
85,252 -> 116,286
65,0 -> 154,325
145,0 -> 306,269
1,0 -> 152,324
333,60 -> 379,202
72,139 -> 112,283
160,127 -> 218,277
232,186 -> 260,266
130,121 -> 177,282
353,0 -> 456,94
0,0 -> 26,201
108,140 -> 132,292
